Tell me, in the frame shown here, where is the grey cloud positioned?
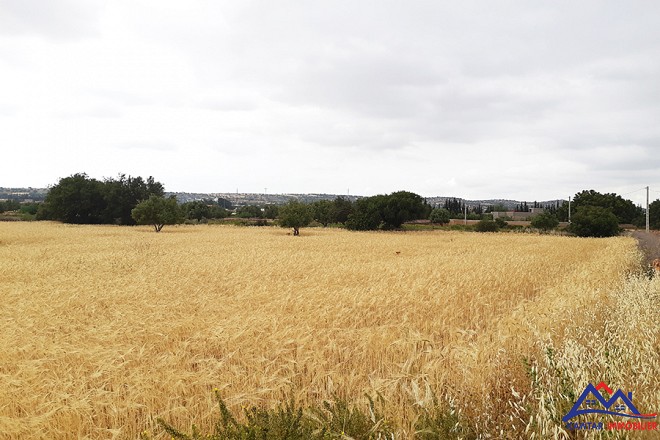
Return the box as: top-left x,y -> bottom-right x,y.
4,1 -> 660,199
569,145 -> 660,172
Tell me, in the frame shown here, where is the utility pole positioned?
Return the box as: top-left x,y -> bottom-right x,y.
464,202 -> 467,225
646,186 -> 650,233
568,196 -> 571,224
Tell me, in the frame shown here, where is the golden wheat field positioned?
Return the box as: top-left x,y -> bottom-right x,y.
1,222 -> 659,439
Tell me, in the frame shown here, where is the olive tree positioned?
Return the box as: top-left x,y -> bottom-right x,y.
278,200 -> 313,236
131,195 -> 183,232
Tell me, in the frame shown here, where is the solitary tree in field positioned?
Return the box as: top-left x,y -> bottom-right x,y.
278,200 -> 313,236
131,195 -> 183,232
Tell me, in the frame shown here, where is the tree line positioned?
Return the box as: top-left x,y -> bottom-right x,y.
36,173 -> 166,225
31,173 -> 660,236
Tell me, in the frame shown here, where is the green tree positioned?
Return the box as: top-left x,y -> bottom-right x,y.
648,199 -> 660,230
488,203 -> 508,213
530,212 -> 560,231
43,173 -> 107,224
569,205 -> 619,237
572,190 -> 643,224
102,174 -> 164,225
379,191 -> 427,229
429,208 -> 451,225
0,200 -> 21,213
311,200 -> 333,226
208,205 -> 229,219
236,205 -> 263,218
263,205 -> 279,220
444,198 -> 466,216
40,173 -> 164,225
216,197 -> 234,210
182,200 -> 211,221
330,196 -> 354,224
555,200 -> 570,222
346,191 -> 427,230
345,195 -> 388,230
19,203 -> 39,215
131,195 -> 183,232
278,201 -> 313,236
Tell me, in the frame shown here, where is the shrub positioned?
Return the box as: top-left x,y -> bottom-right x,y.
494,218 -> 508,229
531,213 -> 559,231
475,219 -> 499,232
429,208 -> 451,225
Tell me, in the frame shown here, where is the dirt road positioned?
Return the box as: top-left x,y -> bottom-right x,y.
630,230 -> 660,266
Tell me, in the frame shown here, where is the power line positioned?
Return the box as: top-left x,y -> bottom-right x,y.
619,187 -> 647,197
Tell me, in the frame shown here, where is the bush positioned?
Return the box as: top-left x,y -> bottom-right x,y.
429,208 -> 451,225
0,200 -> 21,213
475,219 -> 499,232
494,218 -> 508,229
531,213 -> 559,231
19,203 -> 39,215
236,205 -> 263,219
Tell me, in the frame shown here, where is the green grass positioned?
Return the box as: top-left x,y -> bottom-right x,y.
141,391 -> 475,440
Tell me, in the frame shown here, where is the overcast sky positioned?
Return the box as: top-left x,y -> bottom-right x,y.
2,1 -> 660,203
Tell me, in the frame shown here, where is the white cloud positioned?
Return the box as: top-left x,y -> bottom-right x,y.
0,0 -> 102,39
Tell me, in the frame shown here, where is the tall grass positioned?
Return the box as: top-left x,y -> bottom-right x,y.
0,223 -> 656,439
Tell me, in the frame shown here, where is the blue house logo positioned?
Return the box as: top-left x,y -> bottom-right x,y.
563,382 -> 657,431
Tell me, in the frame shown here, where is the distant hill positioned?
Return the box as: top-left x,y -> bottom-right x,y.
168,191 -> 565,209
1,187 -> 564,209
0,187 -> 48,202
